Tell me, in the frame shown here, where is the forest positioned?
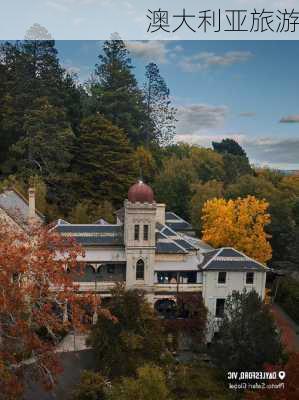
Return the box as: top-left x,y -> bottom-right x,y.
0,38 -> 298,267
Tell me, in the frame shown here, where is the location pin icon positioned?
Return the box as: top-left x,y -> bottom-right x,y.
278,371 -> 286,380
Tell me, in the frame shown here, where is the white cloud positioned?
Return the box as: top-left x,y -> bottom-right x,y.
179,51 -> 253,72
244,138 -> 299,164
46,0 -> 107,12
280,114 -> 299,123
176,104 -> 229,135
175,131 -> 299,168
125,41 -> 169,64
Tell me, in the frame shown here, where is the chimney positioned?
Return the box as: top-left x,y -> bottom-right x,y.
156,203 -> 166,225
28,187 -> 36,222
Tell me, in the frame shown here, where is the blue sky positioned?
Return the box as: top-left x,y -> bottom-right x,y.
56,40 -> 299,170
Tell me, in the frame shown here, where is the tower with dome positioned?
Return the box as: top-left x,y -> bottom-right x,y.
54,180 -> 268,336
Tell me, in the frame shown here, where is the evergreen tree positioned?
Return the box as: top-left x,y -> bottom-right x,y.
76,114 -> 137,205
212,138 -> 252,183
11,97 -> 75,179
144,62 -> 176,146
212,138 -> 247,156
211,290 -> 283,373
0,40 -> 82,170
91,39 -> 148,145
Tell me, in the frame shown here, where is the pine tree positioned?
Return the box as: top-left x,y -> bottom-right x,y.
91,39 -> 148,145
0,40 -> 82,170
11,97 -> 75,179
144,62 -> 176,146
76,114 -> 137,205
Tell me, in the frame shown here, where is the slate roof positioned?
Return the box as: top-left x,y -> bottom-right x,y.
156,223 -> 198,253
165,211 -> 193,232
200,247 -> 268,271
181,235 -> 214,253
54,224 -> 123,246
0,188 -> 44,225
165,211 -> 181,220
155,230 -> 187,254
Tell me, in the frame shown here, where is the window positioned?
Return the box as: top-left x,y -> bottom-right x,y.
143,224 -> 149,240
215,299 -> 225,318
136,259 -> 144,280
134,224 -> 140,240
156,271 -> 197,284
246,272 -> 254,284
107,265 -> 115,274
218,271 -> 227,284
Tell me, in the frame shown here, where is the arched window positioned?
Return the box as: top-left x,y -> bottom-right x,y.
136,259 -> 144,280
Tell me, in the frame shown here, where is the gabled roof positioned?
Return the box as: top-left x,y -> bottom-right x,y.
165,211 -> 193,232
115,207 -> 124,223
181,234 -> 214,253
200,247 -> 268,271
54,224 -> 123,246
158,223 -> 198,252
94,218 -> 109,225
57,218 -> 70,225
0,188 -> 44,225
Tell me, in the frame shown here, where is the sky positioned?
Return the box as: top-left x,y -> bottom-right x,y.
56,40 -> 299,170
2,0 -> 299,40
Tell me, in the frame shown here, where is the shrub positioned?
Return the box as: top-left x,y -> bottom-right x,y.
276,277 -> 299,324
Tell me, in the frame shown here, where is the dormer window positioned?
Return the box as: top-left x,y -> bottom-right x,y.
134,224 -> 140,240
143,224 -> 149,240
136,259 -> 144,280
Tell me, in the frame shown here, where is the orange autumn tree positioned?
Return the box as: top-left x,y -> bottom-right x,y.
202,195 -> 272,264
0,224 -> 97,400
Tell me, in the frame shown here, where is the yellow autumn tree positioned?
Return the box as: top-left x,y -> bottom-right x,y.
202,195 -> 272,264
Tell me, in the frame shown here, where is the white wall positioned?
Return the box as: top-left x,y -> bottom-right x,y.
203,270 -> 267,317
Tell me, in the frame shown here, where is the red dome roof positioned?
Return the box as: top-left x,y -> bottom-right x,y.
128,181 -> 154,203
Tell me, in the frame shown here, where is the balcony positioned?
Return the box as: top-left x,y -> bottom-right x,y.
154,283 -> 203,293
71,262 -> 126,292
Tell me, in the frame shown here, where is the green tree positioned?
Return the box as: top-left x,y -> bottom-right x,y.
226,174 -> 296,265
212,138 -> 247,156
0,40 -> 82,170
144,62 -> 176,146
190,180 -> 224,233
107,365 -> 170,400
76,115 -> 137,205
91,39 -> 148,145
211,290 -> 283,373
69,200 -> 115,224
169,363 -> 234,400
212,139 -> 252,183
87,286 -> 166,378
133,146 -> 157,183
154,156 -> 197,220
190,147 -> 225,183
69,200 -> 92,224
11,97 -> 75,179
72,370 -> 109,400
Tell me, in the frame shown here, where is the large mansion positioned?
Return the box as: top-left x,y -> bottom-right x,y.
0,182 -> 268,327
52,181 -> 268,322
